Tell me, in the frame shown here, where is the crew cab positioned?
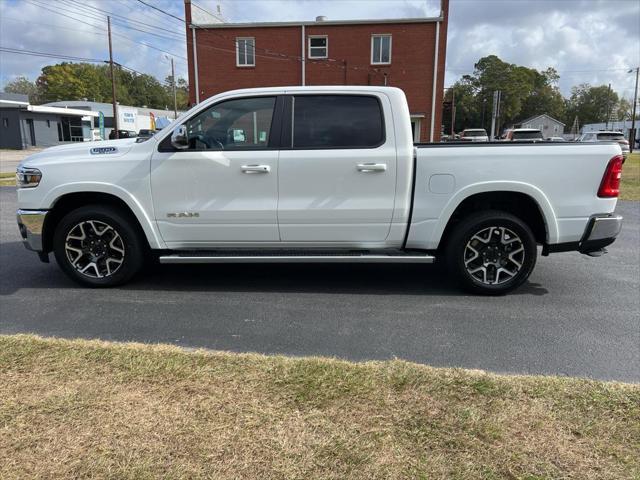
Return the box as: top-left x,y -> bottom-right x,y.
16,86 -> 624,294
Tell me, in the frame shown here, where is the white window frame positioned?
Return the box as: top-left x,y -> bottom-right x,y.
236,37 -> 255,67
371,34 -> 392,65
308,35 -> 328,59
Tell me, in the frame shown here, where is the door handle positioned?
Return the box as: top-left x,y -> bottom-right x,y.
241,164 -> 270,174
356,163 -> 387,172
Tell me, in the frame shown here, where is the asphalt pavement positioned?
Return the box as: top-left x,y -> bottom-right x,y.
1,186 -> 638,381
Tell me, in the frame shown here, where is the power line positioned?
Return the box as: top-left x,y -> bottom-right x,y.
2,15 -> 108,37
134,0 -> 185,23
23,0 -> 187,61
0,46 -> 105,63
129,0 -> 364,71
0,45 -> 178,88
114,0 -> 183,30
191,2 -> 225,22
62,0 -> 185,37
3,15 -> 187,63
32,0 -> 183,42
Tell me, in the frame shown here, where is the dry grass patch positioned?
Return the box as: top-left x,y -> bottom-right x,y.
621,152 -> 640,201
0,172 -> 15,186
1,334 -> 638,479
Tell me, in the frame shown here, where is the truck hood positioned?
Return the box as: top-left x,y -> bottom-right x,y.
19,138 -> 141,168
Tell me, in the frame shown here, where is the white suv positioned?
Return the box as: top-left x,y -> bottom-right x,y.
578,131 -> 630,159
459,129 -> 489,142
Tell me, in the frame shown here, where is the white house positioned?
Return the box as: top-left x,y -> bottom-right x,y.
513,114 -> 565,139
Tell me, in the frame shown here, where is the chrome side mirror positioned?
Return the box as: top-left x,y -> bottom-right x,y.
171,125 -> 189,150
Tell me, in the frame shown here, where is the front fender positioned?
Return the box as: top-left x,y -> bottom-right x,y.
42,182 -> 164,250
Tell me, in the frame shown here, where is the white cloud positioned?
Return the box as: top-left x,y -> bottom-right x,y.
1,0 -> 638,100
444,0 -> 640,98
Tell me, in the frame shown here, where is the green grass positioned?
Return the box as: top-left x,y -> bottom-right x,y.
1,334 -> 638,479
621,152 -> 640,201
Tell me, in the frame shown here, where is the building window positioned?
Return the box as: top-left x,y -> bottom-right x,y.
371,34 -> 392,64
2,118 -> 7,128
308,35 -> 328,59
236,37 -> 255,67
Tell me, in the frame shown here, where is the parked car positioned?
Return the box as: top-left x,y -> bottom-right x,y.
577,131 -> 629,159
503,128 -> 544,142
459,128 -> 489,142
108,129 -> 137,140
547,136 -> 566,142
16,86 -> 623,295
138,129 -> 156,138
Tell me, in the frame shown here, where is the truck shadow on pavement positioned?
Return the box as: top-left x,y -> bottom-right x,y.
1,241 -> 549,296
138,263 -> 549,296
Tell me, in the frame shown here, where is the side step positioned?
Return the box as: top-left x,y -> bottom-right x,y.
159,251 -> 436,264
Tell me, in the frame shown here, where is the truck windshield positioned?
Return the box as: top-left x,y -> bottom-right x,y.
596,133 -> 624,141
513,131 -> 542,140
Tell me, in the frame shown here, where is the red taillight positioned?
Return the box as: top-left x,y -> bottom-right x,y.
598,155 -> 624,198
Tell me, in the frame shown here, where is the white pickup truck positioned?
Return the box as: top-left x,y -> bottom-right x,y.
16,86 -> 624,294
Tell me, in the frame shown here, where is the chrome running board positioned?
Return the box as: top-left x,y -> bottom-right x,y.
159,253 -> 436,264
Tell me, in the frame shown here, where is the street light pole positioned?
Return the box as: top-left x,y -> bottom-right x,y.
629,67 -> 639,153
171,57 -> 177,119
107,16 -> 118,139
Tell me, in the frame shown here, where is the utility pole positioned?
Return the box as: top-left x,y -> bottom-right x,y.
629,67 -> 639,153
605,83 -> 612,130
490,90 -> 500,139
450,89 -> 456,136
170,57 -> 177,119
107,16 -> 118,139
496,90 -> 502,137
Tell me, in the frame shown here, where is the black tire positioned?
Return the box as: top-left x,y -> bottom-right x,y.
445,210 -> 537,295
53,205 -> 144,287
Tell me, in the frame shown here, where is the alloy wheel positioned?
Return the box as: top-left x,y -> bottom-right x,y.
64,220 -> 125,278
463,226 -> 525,285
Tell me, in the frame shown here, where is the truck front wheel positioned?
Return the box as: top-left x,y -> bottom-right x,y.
53,205 -> 144,287
446,210 -> 537,295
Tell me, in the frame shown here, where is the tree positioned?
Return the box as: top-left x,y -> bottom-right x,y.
164,75 -> 190,110
564,84 -> 619,126
616,98 -> 633,120
32,62 -> 182,110
36,63 -> 109,103
519,68 -> 565,122
3,76 -> 39,103
443,55 -> 567,134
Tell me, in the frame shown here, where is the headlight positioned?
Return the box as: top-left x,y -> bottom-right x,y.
16,166 -> 42,188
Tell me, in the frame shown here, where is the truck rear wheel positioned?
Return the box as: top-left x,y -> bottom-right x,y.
446,210 -> 537,295
53,205 -> 144,287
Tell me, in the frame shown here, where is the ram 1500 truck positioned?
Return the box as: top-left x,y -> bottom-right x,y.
16,86 -> 624,294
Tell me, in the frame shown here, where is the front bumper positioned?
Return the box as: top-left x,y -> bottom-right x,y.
17,209 -> 48,252
544,213 -> 623,255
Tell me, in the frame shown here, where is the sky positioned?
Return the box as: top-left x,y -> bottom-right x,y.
0,0 -> 639,100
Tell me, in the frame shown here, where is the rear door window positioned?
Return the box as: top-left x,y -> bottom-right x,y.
292,95 -> 384,149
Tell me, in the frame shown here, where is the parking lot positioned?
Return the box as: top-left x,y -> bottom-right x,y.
1,186 -> 638,381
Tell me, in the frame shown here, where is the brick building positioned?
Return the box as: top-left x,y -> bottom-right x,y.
184,0 -> 448,142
